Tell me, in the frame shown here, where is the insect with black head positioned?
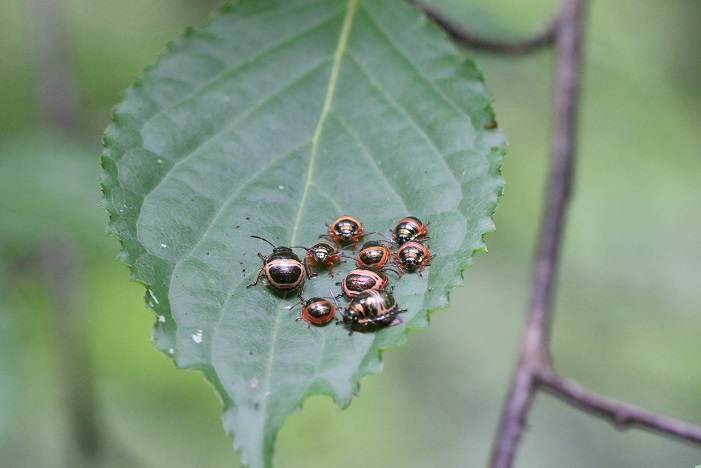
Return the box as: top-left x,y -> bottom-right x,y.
391,216 -> 429,246
321,215 -> 368,250
341,289 -> 406,335
293,241 -> 343,277
395,241 -> 433,276
337,265 -> 400,299
288,296 -> 338,327
247,236 -> 305,296
355,240 -> 392,269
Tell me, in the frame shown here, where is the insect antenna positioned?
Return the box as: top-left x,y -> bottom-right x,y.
250,235 -> 277,248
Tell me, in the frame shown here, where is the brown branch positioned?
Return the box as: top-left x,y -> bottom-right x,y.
475,0 -> 701,465
538,369 -> 701,444
488,1 -> 586,465
409,0 -> 556,54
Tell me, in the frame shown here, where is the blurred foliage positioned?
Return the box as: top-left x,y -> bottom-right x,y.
0,0 -> 699,467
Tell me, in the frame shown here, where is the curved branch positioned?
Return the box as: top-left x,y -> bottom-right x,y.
538,369 -> 701,445
488,0 -> 587,466
409,0 -> 556,54
415,0 -> 701,465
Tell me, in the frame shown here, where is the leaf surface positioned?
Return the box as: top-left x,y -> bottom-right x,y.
101,0 -> 505,466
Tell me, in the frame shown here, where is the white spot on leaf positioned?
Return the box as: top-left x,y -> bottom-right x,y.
157,315 -> 165,323
149,289 -> 160,305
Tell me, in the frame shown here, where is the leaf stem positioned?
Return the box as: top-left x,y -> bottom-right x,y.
408,0 -> 556,54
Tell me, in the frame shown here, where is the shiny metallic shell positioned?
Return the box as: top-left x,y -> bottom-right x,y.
342,289 -> 399,329
262,247 -> 304,290
396,241 -> 430,272
340,266 -> 388,298
392,216 -> 428,246
356,241 -> 391,268
299,297 -> 335,326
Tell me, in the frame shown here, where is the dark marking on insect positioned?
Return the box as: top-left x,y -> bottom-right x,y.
289,297 -> 337,327
391,216 -> 429,246
395,242 -> 432,276
341,289 -> 407,334
293,241 -> 343,277
321,215 -> 368,249
484,119 -> 498,129
338,266 -> 391,299
356,241 -> 392,269
247,236 -> 304,295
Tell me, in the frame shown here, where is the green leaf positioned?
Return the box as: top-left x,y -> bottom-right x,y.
101,0 -> 505,466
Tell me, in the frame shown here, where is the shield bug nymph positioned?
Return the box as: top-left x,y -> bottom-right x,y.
288,297 -> 337,327
321,215 -> 368,249
294,241 -> 342,277
341,289 -> 407,334
391,216 -> 429,246
338,266 -> 391,299
396,241 -> 432,276
247,236 -> 305,295
356,241 -> 392,269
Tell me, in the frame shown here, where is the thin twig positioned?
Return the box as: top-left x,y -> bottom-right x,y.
415,0 -> 701,464
409,0 -> 556,54
538,369 -> 701,444
488,0 -> 586,466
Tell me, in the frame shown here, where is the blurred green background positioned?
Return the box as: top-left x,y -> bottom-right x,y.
1,0 -> 700,466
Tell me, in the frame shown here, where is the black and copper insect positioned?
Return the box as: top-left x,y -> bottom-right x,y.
395,241 -> 432,276
295,241 -> 342,277
247,236 -> 304,295
338,266 -> 392,299
290,297 -> 337,327
391,216 -> 429,246
355,240 -> 392,269
321,215 -> 368,249
341,289 -> 406,334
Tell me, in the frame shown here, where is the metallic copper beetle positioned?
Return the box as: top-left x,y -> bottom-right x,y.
247,236 -> 304,294
355,241 -> 392,269
293,297 -> 336,327
395,241 -> 432,276
321,215 -> 367,249
342,289 -> 406,334
391,216 -> 429,246
338,266 -> 390,299
295,241 -> 342,277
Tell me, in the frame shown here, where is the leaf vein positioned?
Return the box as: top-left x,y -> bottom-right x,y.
346,51 -> 462,190
290,0 -> 359,245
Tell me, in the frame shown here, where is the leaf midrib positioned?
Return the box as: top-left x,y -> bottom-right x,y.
260,0 -> 359,432
290,0 -> 359,246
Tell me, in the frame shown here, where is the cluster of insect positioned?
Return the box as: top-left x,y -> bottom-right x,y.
247,216 -> 432,334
